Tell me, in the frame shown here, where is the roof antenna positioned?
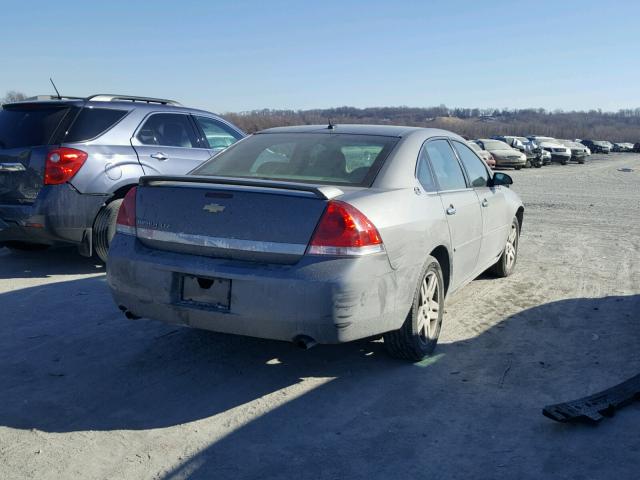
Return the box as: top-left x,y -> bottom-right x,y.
49,77 -> 62,99
327,118 -> 335,130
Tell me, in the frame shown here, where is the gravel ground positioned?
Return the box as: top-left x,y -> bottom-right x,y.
1,154 -> 639,480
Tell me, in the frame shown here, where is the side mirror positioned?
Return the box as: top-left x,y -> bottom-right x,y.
490,172 -> 513,187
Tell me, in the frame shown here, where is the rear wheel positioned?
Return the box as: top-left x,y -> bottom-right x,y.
384,256 -> 444,361
491,216 -> 520,277
514,166 -> 522,170
93,199 -> 123,264
560,158 -> 568,165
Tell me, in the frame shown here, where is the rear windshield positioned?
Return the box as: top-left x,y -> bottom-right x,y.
192,133 -> 399,187
0,105 -> 71,149
64,107 -> 128,142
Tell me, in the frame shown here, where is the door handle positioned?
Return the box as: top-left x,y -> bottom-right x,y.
446,205 -> 456,215
481,198 -> 489,207
150,152 -> 168,161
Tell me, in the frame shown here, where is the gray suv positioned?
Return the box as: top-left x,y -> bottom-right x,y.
0,94 -> 244,261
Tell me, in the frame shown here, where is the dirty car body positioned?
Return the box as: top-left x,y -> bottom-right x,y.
107,125 -> 524,350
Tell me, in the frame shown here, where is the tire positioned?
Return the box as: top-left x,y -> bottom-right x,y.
93,199 -> 123,264
384,256 -> 445,361
534,163 -> 542,168
560,159 -> 568,165
578,159 -> 585,164
4,241 -> 50,252
491,216 -> 520,278
514,166 -> 522,170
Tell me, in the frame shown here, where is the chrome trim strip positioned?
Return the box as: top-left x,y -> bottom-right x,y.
0,163 -> 26,172
136,227 -> 307,255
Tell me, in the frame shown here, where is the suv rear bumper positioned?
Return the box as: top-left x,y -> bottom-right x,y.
0,184 -> 108,247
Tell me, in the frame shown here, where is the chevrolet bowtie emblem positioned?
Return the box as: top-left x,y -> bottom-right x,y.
203,203 -> 226,213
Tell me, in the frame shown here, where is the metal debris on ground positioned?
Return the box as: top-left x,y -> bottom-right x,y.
543,374 -> 640,423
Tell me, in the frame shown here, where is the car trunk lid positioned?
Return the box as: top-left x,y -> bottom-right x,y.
134,176 -> 345,264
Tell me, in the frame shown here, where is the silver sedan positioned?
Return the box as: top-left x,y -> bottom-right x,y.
107,125 -> 524,361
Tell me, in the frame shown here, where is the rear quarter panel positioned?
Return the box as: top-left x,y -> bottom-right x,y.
68,144 -> 144,194
342,133 -> 453,323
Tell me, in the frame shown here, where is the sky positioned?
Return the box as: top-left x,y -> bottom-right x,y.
1,0 -> 639,113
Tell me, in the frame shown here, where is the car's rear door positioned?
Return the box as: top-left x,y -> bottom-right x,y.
425,139 -> 483,288
131,112 -> 211,175
451,140 -> 509,271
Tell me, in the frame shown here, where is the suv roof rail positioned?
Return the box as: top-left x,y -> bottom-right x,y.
86,94 -> 182,106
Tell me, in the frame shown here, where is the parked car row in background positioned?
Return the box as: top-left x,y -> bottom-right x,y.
468,135 -> 637,170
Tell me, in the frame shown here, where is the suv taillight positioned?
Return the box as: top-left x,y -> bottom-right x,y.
116,187 -> 137,235
307,200 -> 384,256
44,147 -> 88,185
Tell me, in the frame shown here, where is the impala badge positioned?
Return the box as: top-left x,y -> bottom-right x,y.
203,203 -> 226,214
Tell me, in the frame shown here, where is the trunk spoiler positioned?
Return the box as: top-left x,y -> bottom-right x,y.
138,175 -> 344,200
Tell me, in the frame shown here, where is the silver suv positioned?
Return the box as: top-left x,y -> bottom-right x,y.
0,94 -> 244,261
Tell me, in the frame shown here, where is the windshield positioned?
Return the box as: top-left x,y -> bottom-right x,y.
192,132 -> 399,187
482,140 -> 510,150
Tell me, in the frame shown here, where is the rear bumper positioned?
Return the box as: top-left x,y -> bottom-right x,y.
495,159 -> 526,168
0,184 -> 108,246
107,234 -> 413,344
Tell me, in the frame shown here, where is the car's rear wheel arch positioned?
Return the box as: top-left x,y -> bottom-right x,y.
92,184 -> 137,263
429,245 -> 450,295
109,184 -> 138,202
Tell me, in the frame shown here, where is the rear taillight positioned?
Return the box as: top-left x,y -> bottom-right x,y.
44,147 -> 88,185
307,200 -> 384,256
116,187 -> 137,235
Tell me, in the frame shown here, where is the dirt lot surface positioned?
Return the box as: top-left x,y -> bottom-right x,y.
1,154 -> 639,479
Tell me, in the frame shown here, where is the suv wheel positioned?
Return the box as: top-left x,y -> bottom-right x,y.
93,199 -> 123,263
384,256 -> 444,361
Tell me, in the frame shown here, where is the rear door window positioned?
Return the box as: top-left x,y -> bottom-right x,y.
452,140 -> 489,188
425,139 -> 468,191
64,107 -> 128,142
136,113 -> 198,148
194,116 -> 242,150
0,105 -> 72,148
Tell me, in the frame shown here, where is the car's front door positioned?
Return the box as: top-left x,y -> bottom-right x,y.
451,140 -> 509,271
131,112 -> 211,175
425,139 -> 483,289
192,115 -> 244,157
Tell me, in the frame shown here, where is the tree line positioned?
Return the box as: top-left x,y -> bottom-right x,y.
2,90 -> 638,141
223,106 -> 640,141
